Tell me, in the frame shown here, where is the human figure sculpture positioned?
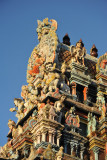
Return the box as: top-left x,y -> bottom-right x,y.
56,146 -> 64,160
8,119 -> 16,138
54,96 -> 66,122
87,113 -> 96,136
21,85 -> 29,102
60,62 -> 70,93
96,92 -> 105,111
71,39 -> 86,65
42,71 -> 60,93
10,98 -> 25,122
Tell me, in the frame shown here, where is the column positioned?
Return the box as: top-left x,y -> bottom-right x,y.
57,131 -> 61,146
80,143 -> 85,160
52,133 -> 55,144
42,132 -> 46,142
105,142 -> 107,160
37,131 -> 41,144
75,143 -> 78,157
49,133 -> 52,143
64,140 -> 67,153
71,82 -> 77,100
83,87 -> 88,104
93,147 -> 100,160
57,137 -> 60,146
49,131 -> 52,143
70,142 -> 74,155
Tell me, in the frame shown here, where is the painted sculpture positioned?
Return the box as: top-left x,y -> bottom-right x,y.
0,18 -> 107,160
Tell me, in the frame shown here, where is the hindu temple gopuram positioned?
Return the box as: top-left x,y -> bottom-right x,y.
0,18 -> 107,160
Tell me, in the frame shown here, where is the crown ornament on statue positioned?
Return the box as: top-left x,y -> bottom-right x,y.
36,18 -> 57,41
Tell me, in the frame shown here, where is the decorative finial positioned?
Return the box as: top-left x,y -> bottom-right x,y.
63,33 -> 71,46
76,38 -> 84,49
90,44 -> 98,57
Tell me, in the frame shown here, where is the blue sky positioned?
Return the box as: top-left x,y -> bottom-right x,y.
0,0 -> 107,146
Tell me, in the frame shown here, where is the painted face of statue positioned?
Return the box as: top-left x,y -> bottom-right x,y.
76,42 -> 82,49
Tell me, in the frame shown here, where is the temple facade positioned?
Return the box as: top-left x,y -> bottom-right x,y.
0,18 -> 107,160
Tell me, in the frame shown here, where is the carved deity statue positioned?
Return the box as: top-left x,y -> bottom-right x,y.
8,119 -> 16,131
54,96 -> 66,123
8,119 -> 16,138
56,146 -> 64,160
65,107 -> 80,128
54,96 -> 65,112
87,113 -> 96,136
96,92 -> 105,111
10,98 -> 25,122
59,62 -> 70,93
21,85 -> 29,102
71,39 -> 86,65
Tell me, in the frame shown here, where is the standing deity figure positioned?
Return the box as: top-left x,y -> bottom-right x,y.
60,62 -> 70,93
21,85 -> 29,102
100,104 -> 106,120
54,96 -> 66,122
8,119 -> 16,138
65,107 -> 80,129
56,146 -> 64,160
96,92 -> 105,111
87,113 -> 96,136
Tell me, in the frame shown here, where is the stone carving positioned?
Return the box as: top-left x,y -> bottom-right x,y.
71,39 -> 86,65
10,150 -> 19,159
27,18 -> 58,84
26,145 -> 36,160
49,105 -> 56,120
8,119 -> 16,138
56,146 -> 64,160
96,52 -> 107,74
100,104 -> 106,120
87,113 -> 96,136
54,96 -> 65,112
60,62 -> 70,93
42,70 -> 60,93
10,98 -> 25,122
21,85 -> 29,102
43,144 -> 55,160
9,18 -> 73,124
90,44 -> 98,58
96,92 -> 105,111
65,107 -> 80,129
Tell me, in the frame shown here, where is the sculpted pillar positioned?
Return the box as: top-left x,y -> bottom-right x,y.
42,131 -> 46,142
70,142 -> 74,155
83,87 -> 88,103
71,82 -> 77,100
93,147 -> 100,160
64,140 -> 67,153
80,143 -> 85,160
37,131 -> 41,144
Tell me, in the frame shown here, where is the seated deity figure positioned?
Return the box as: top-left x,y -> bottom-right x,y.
71,39 -> 86,65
